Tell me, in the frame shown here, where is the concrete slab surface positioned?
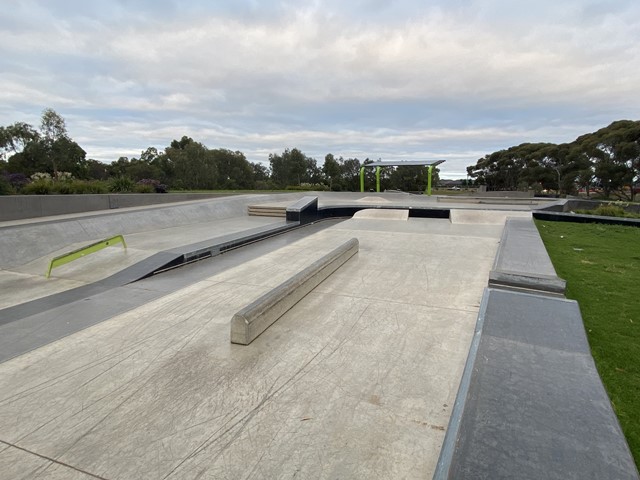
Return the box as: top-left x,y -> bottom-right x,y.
449,209 -> 531,225
0,214 -> 502,479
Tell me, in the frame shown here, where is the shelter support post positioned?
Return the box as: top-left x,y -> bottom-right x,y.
376,166 -> 381,193
360,167 -> 365,192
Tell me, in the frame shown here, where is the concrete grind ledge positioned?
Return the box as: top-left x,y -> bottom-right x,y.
434,288 -> 639,480
230,237 -> 359,345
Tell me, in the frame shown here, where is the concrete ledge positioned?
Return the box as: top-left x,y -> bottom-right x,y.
488,270 -> 566,296
493,217 -> 559,278
285,196 -> 319,224
534,211 -> 640,228
435,288 -> 639,480
230,237 -> 359,345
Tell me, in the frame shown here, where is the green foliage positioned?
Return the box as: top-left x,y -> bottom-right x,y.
468,120 -> 640,199
0,175 -> 14,195
108,176 -> 135,192
592,205 -> 628,217
575,204 -> 640,219
134,183 -> 155,193
285,183 -> 329,191
23,179 -> 53,194
536,221 -> 640,467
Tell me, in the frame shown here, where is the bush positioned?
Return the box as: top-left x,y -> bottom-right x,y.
108,176 -> 135,193
136,178 -> 167,193
82,181 -> 108,194
56,182 -> 74,194
285,183 -> 329,191
23,179 -> 53,195
0,175 -> 15,195
593,204 -> 627,217
134,183 -> 155,193
6,173 -> 29,191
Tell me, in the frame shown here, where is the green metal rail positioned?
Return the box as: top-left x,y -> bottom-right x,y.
46,235 -> 127,278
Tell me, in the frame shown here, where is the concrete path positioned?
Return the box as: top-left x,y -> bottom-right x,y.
0,215 -> 504,479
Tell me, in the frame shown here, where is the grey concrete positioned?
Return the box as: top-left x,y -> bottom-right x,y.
534,210 -> 640,227
231,237 -> 359,345
488,270 -> 566,296
0,215 -> 500,479
0,193 -> 247,222
492,217 -> 558,277
0,193 -> 304,268
437,288 -> 639,480
0,220 -> 342,363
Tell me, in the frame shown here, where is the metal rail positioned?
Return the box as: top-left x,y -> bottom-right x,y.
46,235 -> 127,278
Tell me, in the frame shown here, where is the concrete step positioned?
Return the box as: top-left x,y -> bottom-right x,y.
248,205 -> 287,217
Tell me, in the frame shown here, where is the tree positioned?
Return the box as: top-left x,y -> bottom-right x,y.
269,148 -> 315,187
323,153 -> 341,190
162,136 -> 217,189
0,122 -> 39,160
211,149 -> 254,189
339,157 -> 362,191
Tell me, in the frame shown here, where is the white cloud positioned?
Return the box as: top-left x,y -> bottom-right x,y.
0,1 -> 639,179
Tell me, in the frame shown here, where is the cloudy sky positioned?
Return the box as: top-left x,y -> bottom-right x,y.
1,0 -> 639,178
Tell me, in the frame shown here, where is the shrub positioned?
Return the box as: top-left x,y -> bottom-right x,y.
136,179 -> 167,193
285,183 -> 329,191
23,179 -> 53,195
108,176 -> 135,193
134,183 -> 155,193
593,204 -> 627,217
0,175 -> 15,195
6,173 -> 30,191
82,181 -> 108,194
55,182 -> 74,194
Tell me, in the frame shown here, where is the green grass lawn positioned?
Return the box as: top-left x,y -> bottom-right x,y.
535,220 -> 640,465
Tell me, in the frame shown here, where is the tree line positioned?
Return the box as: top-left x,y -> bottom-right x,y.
0,109 -> 441,194
467,120 -> 640,200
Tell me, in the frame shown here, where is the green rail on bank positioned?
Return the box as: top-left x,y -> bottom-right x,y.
46,235 -> 127,278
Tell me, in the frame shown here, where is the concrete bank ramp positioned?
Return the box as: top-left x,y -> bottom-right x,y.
0,193 -> 303,270
449,209 -> 531,225
352,209 -> 409,220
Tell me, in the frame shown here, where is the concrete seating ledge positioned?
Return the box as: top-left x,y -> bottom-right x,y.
231,237 -> 359,345
434,216 -> 639,479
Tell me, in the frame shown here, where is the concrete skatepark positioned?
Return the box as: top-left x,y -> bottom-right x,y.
0,192 -> 637,479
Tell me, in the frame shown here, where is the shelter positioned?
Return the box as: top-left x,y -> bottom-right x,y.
359,160 -> 446,195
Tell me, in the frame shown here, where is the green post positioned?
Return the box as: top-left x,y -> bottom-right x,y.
376,166 -> 381,193
427,165 -> 433,196
360,166 -> 365,192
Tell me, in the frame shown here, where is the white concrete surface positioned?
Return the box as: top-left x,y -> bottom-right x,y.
353,209 -> 409,220
0,215 -> 503,479
449,209 -> 532,225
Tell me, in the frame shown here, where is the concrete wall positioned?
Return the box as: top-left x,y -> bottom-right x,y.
0,193 -> 240,222
0,193 -> 304,268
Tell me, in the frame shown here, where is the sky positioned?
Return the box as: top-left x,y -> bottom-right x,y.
1,0 -> 639,178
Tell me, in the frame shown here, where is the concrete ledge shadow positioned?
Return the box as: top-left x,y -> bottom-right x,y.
231,237 -> 359,345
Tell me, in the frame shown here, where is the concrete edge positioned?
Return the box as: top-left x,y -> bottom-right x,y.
230,237 -> 359,345
436,288 -> 640,480
432,288 -> 490,480
533,210 -> 640,227
488,270 -> 566,296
